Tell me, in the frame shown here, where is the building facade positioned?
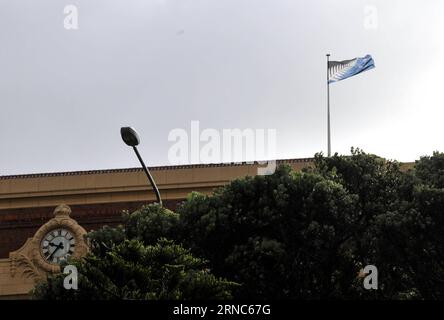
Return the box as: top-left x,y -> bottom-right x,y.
0,159 -> 314,298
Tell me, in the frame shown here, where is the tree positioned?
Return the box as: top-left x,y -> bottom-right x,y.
415,151 -> 444,188
175,149 -> 444,299
33,149 -> 444,300
32,205 -> 237,300
308,148 -> 418,299
408,151 -> 444,298
176,165 -> 362,299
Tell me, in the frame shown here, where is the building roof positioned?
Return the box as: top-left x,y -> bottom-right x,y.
0,158 -> 315,180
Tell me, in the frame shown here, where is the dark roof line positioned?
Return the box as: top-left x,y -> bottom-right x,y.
0,158 -> 314,180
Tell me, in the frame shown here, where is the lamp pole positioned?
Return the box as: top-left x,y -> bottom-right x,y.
120,127 -> 162,206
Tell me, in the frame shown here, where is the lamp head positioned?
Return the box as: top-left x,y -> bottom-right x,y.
120,127 -> 140,147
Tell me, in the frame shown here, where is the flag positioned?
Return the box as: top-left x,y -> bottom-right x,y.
328,54 -> 375,84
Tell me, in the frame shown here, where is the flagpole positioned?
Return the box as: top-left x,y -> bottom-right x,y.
326,53 -> 331,157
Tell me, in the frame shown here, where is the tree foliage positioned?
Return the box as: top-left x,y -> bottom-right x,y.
32,207 -> 237,300
33,149 -> 444,300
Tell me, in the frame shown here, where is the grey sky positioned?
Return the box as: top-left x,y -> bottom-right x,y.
1,0 -> 443,175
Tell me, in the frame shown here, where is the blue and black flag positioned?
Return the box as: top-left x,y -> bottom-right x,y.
328,54 -> 375,84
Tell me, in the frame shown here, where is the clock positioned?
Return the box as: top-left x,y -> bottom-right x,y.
40,228 -> 76,265
20,204 -> 88,275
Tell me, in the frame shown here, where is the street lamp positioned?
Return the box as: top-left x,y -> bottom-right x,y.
120,126 -> 162,206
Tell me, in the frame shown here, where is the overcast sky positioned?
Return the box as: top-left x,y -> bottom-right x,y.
1,0 -> 444,175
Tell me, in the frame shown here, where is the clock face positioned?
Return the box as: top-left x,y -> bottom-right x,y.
40,228 -> 76,265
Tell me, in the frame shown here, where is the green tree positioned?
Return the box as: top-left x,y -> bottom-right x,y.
33,150 -> 444,300
415,151 -> 444,188
32,205 -> 237,300
175,149 -> 444,299
408,151 -> 444,298
176,165 -> 362,299
309,148 -> 418,299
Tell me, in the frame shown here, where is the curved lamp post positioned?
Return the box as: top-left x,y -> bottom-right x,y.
120,127 -> 162,206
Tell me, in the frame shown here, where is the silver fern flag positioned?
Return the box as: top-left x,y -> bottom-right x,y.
328,54 -> 375,84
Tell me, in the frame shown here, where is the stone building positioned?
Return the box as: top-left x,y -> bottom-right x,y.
0,159 -> 314,298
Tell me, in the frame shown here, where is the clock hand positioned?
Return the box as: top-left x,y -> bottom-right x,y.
47,243 -> 64,261
48,241 -> 64,249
